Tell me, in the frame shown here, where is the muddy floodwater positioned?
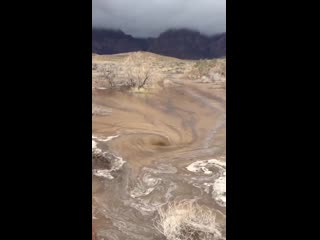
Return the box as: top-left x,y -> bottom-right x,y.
92,82 -> 226,240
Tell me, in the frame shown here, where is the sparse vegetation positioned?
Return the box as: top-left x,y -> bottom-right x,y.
194,60 -> 213,79
186,59 -> 226,86
92,52 -> 226,91
92,63 -> 98,71
98,64 -> 117,88
92,52 -> 162,91
155,200 -> 223,240
123,52 -> 155,90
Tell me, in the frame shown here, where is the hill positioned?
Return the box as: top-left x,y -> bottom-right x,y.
92,29 -> 226,60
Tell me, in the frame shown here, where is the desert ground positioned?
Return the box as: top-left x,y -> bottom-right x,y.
92,52 -> 226,240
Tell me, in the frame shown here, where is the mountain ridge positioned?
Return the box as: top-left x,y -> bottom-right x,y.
92,28 -> 226,60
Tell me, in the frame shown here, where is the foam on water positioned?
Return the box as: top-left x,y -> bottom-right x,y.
186,158 -> 225,174
92,135 -> 126,180
212,174 -> 226,207
92,135 -> 119,142
93,154 -> 126,180
92,140 -> 102,154
130,173 -> 162,198
186,158 -> 226,207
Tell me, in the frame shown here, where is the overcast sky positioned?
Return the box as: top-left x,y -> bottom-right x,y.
93,0 -> 226,37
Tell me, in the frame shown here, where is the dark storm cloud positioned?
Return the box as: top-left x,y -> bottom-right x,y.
93,0 -> 226,37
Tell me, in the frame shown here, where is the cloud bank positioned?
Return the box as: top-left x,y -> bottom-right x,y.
93,0 -> 226,37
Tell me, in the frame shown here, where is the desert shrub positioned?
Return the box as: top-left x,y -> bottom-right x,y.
97,64 -> 117,88
187,59 -> 226,85
155,200 -> 223,240
92,63 -> 98,71
123,52 -> 155,90
187,60 -> 212,80
195,60 -> 213,77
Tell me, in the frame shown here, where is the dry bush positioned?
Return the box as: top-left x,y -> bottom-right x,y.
195,60 -> 213,78
123,52 -> 155,90
97,64 -> 117,88
187,60 -> 213,80
92,63 -> 98,71
187,59 -> 226,85
155,200 -> 223,240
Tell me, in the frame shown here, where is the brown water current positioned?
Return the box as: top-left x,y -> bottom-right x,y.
92,82 -> 226,240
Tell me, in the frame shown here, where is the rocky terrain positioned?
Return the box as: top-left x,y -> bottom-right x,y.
92,52 -> 226,240
92,29 -> 226,60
